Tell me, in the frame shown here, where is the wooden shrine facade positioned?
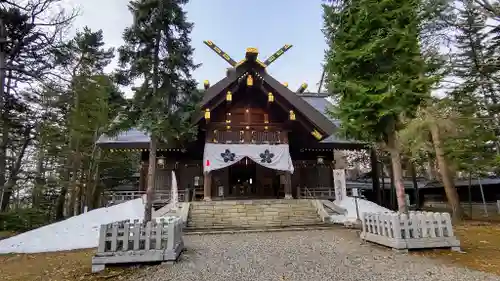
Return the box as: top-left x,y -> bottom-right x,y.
97,42 -> 380,204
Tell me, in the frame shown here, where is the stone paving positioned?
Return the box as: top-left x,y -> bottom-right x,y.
127,229 -> 500,281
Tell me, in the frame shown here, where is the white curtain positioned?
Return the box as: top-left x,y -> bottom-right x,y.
203,143 -> 294,174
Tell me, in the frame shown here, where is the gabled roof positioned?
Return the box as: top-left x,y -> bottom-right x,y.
196,62 -> 336,138
97,128 -> 149,148
97,94 -> 365,147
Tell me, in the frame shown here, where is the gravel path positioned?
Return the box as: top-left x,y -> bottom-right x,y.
128,229 -> 500,281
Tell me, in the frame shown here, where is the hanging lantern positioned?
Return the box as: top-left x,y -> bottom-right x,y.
264,126 -> 268,130
204,80 -> 210,90
289,110 -> 296,121
213,130 -> 218,143
226,91 -> 232,102
268,92 -> 274,102
317,156 -> 324,164
204,108 -> 210,120
247,75 -> 253,86
226,125 -> 231,130
156,156 -> 166,167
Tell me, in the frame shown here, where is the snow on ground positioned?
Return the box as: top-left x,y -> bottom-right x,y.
330,196 -> 391,223
0,198 -> 146,254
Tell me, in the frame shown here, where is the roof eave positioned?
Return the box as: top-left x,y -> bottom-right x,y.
262,73 -> 337,137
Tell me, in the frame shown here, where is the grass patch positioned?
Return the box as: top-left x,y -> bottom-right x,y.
0,231 -> 17,240
0,248 -> 140,281
413,222 -> 500,275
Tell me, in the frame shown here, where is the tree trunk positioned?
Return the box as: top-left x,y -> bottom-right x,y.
145,136 -> 157,222
67,138 -> 81,217
429,122 -> 464,221
0,20 -> 6,212
409,160 -> 419,210
55,184 -> 67,220
386,129 -> 407,213
1,128 -> 31,211
33,145 -> 46,208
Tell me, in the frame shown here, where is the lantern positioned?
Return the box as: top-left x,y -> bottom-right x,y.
317,156 -> 324,164
289,110 -> 296,121
247,75 -> 253,86
157,156 -> 166,167
226,91 -> 232,102
203,80 -> 210,90
268,92 -> 274,102
283,82 -> 288,87
204,108 -> 210,120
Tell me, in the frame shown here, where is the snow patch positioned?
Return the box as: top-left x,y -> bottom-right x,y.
0,198 -> 147,254
330,196 -> 391,223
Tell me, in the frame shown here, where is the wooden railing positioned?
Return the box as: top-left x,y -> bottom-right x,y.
298,184 -> 367,200
207,125 -> 287,144
105,190 -> 185,206
300,187 -> 335,199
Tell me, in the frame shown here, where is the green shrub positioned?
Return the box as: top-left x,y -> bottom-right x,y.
0,208 -> 50,232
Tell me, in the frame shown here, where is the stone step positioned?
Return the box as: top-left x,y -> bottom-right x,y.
186,199 -> 323,230
188,218 -> 322,224
187,222 -> 324,229
187,216 -> 322,221
183,224 -> 336,235
191,206 -> 316,210
188,218 -> 321,223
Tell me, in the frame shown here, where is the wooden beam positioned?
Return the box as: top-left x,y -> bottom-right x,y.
262,44 -> 293,67
259,84 -> 316,134
203,40 -> 237,66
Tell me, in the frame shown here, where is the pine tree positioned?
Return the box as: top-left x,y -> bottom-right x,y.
323,0 -> 432,213
452,0 -> 500,156
116,0 -> 200,221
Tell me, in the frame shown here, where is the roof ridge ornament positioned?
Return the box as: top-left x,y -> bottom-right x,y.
203,40 -> 293,69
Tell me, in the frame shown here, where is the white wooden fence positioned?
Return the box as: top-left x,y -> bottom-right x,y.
360,211 -> 460,251
91,217 -> 184,272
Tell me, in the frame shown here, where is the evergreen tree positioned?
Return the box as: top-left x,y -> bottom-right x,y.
323,0 -> 432,212
452,0 -> 500,156
116,0 -> 200,221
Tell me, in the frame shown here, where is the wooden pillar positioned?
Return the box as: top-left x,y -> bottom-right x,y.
139,162 -> 148,192
203,172 -> 212,201
284,172 -> 292,199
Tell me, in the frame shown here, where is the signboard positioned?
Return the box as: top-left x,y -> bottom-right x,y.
352,188 -> 359,197
218,186 -> 224,197
333,169 -> 347,202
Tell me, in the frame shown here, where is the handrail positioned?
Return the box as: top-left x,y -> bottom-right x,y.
303,186 -> 316,199
105,190 -> 185,206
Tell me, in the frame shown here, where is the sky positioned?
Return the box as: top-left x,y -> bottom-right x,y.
66,0 -> 329,97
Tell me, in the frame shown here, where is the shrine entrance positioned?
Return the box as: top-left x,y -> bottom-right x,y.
228,157 -> 257,197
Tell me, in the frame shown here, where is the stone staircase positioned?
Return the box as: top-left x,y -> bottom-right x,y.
186,199 -> 325,231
